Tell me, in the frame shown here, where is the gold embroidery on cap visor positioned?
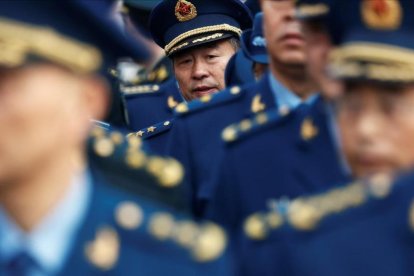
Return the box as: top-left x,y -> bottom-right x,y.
165,24 -> 242,56
361,0 -> 402,30
295,3 -> 330,19
0,17 -> 102,73
329,43 -> 414,82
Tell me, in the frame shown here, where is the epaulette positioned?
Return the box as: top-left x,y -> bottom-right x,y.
89,125 -> 183,188
128,119 -> 173,140
120,83 -> 162,96
112,200 -> 228,263
221,107 -> 293,143
173,86 -> 243,116
243,173 -> 394,240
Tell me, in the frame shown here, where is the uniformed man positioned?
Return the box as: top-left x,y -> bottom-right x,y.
236,0 -> 414,275
204,0 -> 349,230
164,0 -> 319,217
0,1 -> 231,275
149,0 -> 252,102
125,0 -> 252,153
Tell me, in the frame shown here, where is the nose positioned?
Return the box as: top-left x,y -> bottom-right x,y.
191,59 -> 209,80
283,2 -> 296,21
354,110 -> 383,144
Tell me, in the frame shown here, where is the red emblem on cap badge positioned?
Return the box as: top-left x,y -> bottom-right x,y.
361,0 -> 402,30
175,0 -> 197,22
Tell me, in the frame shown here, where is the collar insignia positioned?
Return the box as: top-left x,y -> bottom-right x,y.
301,118 -> 318,141
361,0 -> 402,30
175,0 -> 197,22
168,96 -> 179,109
251,94 -> 266,113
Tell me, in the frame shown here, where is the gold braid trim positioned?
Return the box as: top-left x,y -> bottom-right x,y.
329,61 -> 414,82
330,42 -> 414,65
165,24 -> 242,55
0,17 -> 102,73
329,42 -> 414,82
296,3 -> 329,18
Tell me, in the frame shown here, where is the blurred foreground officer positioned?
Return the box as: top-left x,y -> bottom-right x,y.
0,1 -> 231,275
237,0 -> 414,275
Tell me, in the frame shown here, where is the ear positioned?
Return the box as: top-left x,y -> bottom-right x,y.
81,76 -> 110,121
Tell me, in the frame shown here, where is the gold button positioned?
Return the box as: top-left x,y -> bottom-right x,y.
149,213 -> 175,240
192,223 -> 227,262
222,127 -> 237,142
244,213 -> 268,240
230,86 -> 241,95
94,137 -> 114,157
115,201 -> 143,230
125,151 -> 146,169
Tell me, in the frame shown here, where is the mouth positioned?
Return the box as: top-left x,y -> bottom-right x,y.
280,33 -> 304,46
192,86 -> 218,98
353,155 -> 391,175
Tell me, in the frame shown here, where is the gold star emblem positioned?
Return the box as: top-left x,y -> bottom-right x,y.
147,126 -> 156,133
136,130 -> 145,137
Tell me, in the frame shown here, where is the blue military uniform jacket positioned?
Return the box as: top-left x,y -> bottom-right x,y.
54,170 -> 233,275
122,78 -> 183,131
166,75 -> 278,216
206,97 -> 350,232
237,171 -> 414,276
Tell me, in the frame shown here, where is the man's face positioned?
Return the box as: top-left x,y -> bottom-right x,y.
0,64 -> 92,186
337,83 -> 414,178
302,21 -> 342,99
173,39 -> 237,101
260,0 -> 306,67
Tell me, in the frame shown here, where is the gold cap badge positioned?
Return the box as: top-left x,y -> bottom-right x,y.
175,0 -> 197,22
361,0 -> 402,30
